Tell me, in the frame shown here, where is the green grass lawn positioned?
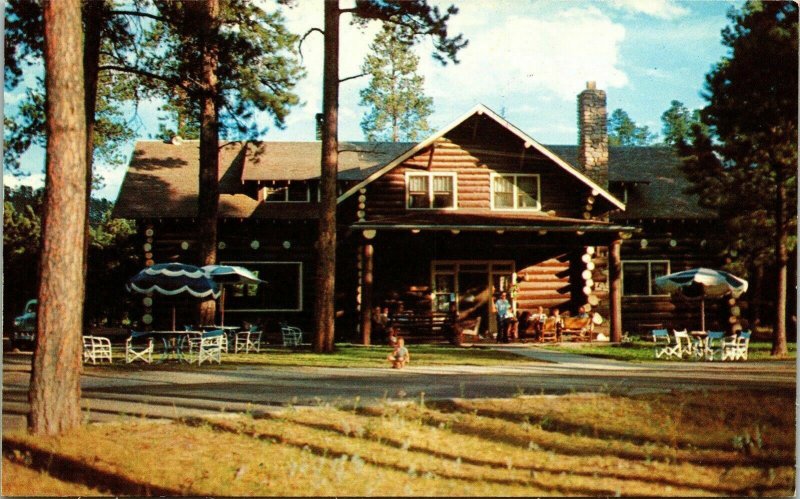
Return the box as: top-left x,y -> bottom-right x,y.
100,343 -> 538,370
539,339 -> 797,362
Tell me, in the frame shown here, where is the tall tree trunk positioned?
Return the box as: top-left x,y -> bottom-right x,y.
82,0 -> 103,329
608,240 -> 622,342
314,0 -> 339,353
771,176 -> 788,356
194,0 -> 220,325
29,0 -> 87,435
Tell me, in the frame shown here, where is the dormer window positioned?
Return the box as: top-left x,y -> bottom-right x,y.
261,181 -> 320,203
491,173 -> 540,210
406,172 -> 457,209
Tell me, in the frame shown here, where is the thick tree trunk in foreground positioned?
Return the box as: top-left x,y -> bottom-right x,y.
771,177 -> 788,356
193,0 -> 220,325
29,0 -> 88,435
314,0 -> 340,353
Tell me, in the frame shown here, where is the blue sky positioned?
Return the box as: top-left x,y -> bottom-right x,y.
4,0 -> 737,200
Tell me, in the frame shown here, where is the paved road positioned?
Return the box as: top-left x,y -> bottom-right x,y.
4,347 -> 795,432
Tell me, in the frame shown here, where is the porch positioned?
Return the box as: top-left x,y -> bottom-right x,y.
345,215 -> 634,344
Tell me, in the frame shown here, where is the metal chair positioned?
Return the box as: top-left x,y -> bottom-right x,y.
188,329 -> 224,365
702,331 -> 725,361
234,327 -> 262,353
83,335 -> 113,364
280,322 -> 303,347
651,329 -> 679,359
125,331 -> 154,364
672,329 -> 694,359
723,330 -> 751,361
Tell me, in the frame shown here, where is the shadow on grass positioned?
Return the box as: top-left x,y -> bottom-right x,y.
3,437 -> 183,497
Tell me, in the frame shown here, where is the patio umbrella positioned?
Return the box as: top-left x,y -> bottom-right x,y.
202,265 -> 265,326
654,267 -> 748,331
127,262 -> 221,330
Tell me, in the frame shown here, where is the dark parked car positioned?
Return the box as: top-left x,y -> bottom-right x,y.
11,299 -> 37,350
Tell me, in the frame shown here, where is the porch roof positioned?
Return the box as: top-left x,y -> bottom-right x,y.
351,210 -> 636,233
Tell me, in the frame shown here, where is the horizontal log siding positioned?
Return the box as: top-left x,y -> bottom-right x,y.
365,135 -> 595,219
618,220 -> 724,334
516,258 -> 570,310
143,219 -> 319,332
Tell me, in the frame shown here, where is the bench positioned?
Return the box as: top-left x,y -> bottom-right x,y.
392,312 -> 453,338
561,317 -> 594,341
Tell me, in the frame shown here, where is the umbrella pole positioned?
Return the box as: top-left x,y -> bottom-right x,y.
172,305 -> 176,331
701,298 -> 705,331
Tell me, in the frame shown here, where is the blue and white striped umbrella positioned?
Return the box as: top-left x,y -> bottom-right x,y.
202,265 -> 264,326
202,265 -> 263,285
127,263 -> 221,330
128,263 -> 221,298
655,267 -> 748,331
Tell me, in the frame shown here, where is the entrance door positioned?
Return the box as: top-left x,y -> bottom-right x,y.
431,261 -> 515,336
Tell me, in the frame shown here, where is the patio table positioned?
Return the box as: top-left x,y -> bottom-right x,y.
148,330 -> 202,362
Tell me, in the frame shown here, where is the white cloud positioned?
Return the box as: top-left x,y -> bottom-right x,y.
607,0 -> 690,20
419,5 -> 628,103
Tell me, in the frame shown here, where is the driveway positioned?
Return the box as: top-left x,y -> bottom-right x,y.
3,347 -> 795,433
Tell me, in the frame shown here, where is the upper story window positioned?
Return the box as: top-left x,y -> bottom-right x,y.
262,182 -> 320,203
491,173 -> 540,210
406,172 -> 457,209
622,260 -> 670,296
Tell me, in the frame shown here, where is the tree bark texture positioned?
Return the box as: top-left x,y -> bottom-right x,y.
193,0 -> 220,325
359,244 -> 374,345
314,0 -> 340,353
771,177 -> 788,356
608,239 -> 623,342
29,0 -> 88,436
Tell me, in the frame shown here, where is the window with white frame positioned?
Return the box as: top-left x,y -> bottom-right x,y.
406,172 -> 456,209
262,182 -> 318,203
622,260 -> 670,296
491,173 -> 540,210
223,261 -> 303,311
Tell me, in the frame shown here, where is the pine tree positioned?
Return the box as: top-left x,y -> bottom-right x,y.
678,1 -> 797,355
29,0 -> 88,436
312,0 -> 466,352
660,100 -> 699,146
359,24 -> 433,142
608,108 -> 655,146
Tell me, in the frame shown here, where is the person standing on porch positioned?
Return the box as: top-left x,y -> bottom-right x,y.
494,292 -> 511,343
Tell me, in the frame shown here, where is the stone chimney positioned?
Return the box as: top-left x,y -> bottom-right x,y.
577,81 -> 608,188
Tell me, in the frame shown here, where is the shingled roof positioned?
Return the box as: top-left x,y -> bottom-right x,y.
113,139 -> 714,221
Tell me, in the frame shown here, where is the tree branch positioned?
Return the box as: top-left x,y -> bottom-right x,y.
299,27 -> 325,62
339,72 -> 368,84
109,10 -> 170,23
98,65 -> 195,93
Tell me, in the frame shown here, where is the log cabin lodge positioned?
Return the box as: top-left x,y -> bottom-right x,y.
113,82 -> 720,342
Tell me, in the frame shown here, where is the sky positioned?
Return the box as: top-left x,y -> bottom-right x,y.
3,0 -> 738,201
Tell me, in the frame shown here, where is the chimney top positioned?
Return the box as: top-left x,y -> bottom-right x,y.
586,81 -> 596,90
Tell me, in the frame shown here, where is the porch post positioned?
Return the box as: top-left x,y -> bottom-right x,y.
359,243 -> 374,345
609,239 -> 623,342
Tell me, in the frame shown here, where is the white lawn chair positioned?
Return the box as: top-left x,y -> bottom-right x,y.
651,329 -> 679,359
673,329 -> 694,359
280,323 -> 303,347
125,331 -> 154,364
723,330 -> 751,361
188,329 -> 224,365
83,335 -> 113,364
234,327 -> 263,353
702,331 -> 726,361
